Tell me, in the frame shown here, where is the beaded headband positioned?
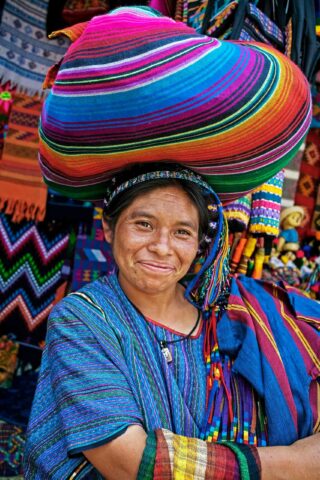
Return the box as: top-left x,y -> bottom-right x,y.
103,167 -> 229,312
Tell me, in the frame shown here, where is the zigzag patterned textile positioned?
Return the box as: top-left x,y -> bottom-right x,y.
0,212 -> 69,342
295,129 -> 320,234
0,0 -> 69,96
70,207 -> 114,291
0,93 -> 48,223
39,7 -> 311,203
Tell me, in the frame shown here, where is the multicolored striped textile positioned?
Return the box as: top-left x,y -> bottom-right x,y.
0,93 -> 47,223
25,272 -> 319,478
137,428 -> 261,480
224,194 -> 252,232
39,6 -> 312,203
219,276 -> 320,445
0,212 -> 69,342
249,170 -> 285,237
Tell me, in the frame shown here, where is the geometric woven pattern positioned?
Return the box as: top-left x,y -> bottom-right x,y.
0,212 -> 69,341
70,207 -> 114,292
0,0 -> 69,96
295,129 -> 320,235
281,143 -> 305,208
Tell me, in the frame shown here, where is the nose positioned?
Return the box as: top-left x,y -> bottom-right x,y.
148,229 -> 172,256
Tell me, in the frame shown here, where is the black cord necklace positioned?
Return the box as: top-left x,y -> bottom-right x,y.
158,309 -> 201,363
127,298 -> 201,363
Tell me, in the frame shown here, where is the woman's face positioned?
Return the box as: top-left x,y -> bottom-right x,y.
104,185 -> 200,296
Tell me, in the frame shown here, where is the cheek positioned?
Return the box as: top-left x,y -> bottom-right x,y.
177,241 -> 199,265
113,229 -> 148,259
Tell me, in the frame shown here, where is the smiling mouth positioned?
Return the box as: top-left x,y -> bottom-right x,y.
138,262 -> 175,273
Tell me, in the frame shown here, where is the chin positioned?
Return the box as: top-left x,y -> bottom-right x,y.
135,274 -> 178,293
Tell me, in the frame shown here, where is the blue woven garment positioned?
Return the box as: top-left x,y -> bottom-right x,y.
24,273 -> 320,478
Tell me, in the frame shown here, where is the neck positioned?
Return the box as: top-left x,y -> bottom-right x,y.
117,273 -> 197,332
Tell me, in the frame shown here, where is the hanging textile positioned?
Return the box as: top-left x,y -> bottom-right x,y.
62,0 -> 110,24
0,0 -> 69,96
249,170 -> 285,237
70,207 -> 114,292
0,212 -> 69,342
224,194 -> 252,232
0,93 -> 47,223
311,183 -> 320,231
295,129 -> 320,235
182,0 -> 319,82
282,143 -> 306,208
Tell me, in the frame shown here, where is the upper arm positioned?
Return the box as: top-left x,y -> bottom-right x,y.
25,296 -> 145,478
46,297 -> 144,455
83,424 -> 147,480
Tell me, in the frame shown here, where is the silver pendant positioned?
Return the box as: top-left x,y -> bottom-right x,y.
160,342 -> 172,363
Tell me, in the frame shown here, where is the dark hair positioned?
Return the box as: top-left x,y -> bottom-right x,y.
103,178 -> 209,240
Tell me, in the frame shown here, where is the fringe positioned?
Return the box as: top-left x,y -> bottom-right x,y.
0,75 -> 49,99
0,197 -> 46,223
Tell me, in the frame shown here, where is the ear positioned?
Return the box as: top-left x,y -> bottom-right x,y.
102,217 -> 113,244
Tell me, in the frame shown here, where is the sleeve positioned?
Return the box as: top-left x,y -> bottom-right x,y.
46,295 -> 144,455
137,429 -> 261,480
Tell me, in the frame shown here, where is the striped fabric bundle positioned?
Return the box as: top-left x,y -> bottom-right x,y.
39,6 -> 312,203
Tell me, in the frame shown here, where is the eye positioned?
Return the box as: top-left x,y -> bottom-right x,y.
136,221 -> 152,229
176,229 -> 192,237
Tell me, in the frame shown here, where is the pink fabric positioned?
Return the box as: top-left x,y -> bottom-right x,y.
150,0 -> 170,16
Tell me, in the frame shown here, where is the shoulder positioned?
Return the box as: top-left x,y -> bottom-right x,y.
48,273 -> 126,334
52,273 -> 119,313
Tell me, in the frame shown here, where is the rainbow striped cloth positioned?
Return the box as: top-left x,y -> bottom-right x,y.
39,6 -> 311,203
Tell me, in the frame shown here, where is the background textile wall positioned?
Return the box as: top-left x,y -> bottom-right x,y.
0,93 -> 47,223
0,212 -> 69,343
295,129 -> 320,235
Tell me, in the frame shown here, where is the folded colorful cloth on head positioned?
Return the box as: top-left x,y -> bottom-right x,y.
39,6 -> 311,202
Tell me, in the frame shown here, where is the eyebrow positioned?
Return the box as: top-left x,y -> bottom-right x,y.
129,210 -> 198,230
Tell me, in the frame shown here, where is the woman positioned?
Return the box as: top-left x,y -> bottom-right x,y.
25,6 -> 319,479
25,162 -> 320,479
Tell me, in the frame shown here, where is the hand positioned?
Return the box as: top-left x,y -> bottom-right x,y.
258,434 -> 320,480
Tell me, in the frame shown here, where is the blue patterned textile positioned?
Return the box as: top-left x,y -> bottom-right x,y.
24,273 -> 320,478
0,0 -> 68,95
24,273 -> 207,479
